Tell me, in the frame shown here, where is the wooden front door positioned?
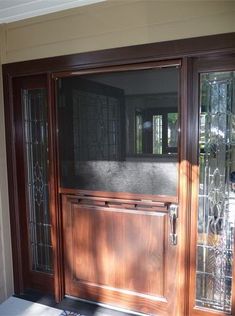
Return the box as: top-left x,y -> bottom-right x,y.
56,62 -> 187,315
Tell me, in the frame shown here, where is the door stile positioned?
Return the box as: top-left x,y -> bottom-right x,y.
188,58 -> 201,316
48,73 -> 65,302
178,57 -> 194,316
3,72 -> 24,294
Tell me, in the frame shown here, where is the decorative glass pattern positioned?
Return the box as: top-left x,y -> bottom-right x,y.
22,88 -> 53,274
196,72 -> 235,312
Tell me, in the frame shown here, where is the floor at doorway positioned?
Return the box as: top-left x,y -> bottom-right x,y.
0,297 -> 77,316
1,292 -> 134,316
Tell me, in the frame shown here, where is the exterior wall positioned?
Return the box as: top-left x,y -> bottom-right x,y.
0,0 -> 235,303
3,0 -> 235,64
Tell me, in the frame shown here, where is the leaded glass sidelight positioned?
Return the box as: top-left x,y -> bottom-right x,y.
22,88 -> 53,274
196,71 -> 235,312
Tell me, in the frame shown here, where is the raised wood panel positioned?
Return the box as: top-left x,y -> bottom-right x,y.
62,195 -> 177,315
73,206 -> 166,296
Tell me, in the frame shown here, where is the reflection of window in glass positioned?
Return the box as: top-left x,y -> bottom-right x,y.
153,115 -> 162,154
135,110 -> 178,155
199,113 -> 206,146
167,113 -> 178,148
135,113 -> 143,154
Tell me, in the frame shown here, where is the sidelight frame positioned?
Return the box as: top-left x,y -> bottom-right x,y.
3,33 -> 235,315
14,75 -> 54,291
188,54 -> 235,316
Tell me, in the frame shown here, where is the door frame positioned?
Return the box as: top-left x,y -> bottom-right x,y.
3,33 -> 235,315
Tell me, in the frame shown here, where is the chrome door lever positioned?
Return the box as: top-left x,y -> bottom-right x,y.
169,204 -> 178,245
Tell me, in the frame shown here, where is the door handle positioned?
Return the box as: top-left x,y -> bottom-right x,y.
169,204 -> 178,245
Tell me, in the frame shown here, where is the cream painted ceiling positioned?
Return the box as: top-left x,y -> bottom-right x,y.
0,0 -> 105,23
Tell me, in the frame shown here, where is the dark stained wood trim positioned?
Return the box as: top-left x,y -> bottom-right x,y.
2,33 -> 235,77
177,56 -> 194,316
193,53 -> 235,73
48,74 -> 64,302
3,72 -> 24,294
52,59 -> 181,78
188,57 -> 201,316
27,271 -> 54,294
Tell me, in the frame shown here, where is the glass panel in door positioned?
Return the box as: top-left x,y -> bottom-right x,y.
57,67 -> 179,196
196,71 -> 235,313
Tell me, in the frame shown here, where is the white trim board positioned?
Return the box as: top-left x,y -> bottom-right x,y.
0,0 -> 105,23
